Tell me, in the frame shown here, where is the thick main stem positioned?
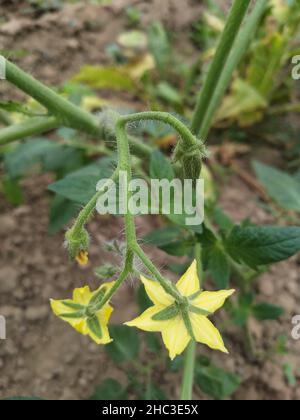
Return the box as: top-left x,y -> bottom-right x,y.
199,0 -> 268,139
2,58 -> 152,158
191,0 -> 251,136
0,117 -> 59,146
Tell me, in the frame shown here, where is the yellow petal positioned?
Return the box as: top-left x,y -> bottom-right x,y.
190,313 -> 228,353
192,289 -> 235,314
161,316 -> 191,360
50,299 -> 75,316
176,260 -> 200,297
50,299 -> 87,332
73,319 -> 89,335
88,305 -> 114,345
140,275 -> 174,306
72,286 -> 92,305
125,305 -> 166,332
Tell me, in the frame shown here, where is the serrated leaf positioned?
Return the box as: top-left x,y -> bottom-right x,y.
106,326 -> 140,363
143,227 -> 194,256
90,379 -> 128,400
252,302 -> 284,321
150,150 -> 175,181
48,157 -> 116,204
225,225 -> 300,269
253,161 -> 300,212
48,195 -> 79,234
4,139 -> 57,179
195,359 -> 241,400
144,383 -> 168,401
208,246 -> 231,289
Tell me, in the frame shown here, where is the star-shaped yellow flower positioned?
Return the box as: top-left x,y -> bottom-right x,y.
50,282 -> 115,344
125,261 -> 235,359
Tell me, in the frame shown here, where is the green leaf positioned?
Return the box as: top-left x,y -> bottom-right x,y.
48,157 -> 116,204
106,326 -> 140,363
90,379 -> 128,400
136,284 -> 152,312
150,150 -> 175,181
143,226 -> 194,256
148,22 -> 171,73
4,139 -> 57,179
72,65 -> 136,92
225,225 -> 300,269
156,82 -> 182,106
208,246 -> 231,289
195,359 -> 241,400
0,100 -> 45,116
145,333 -> 161,353
282,363 -> 296,388
198,226 -> 231,288
1,175 -> 23,205
144,383 -> 167,401
252,302 -> 284,321
48,195 -> 79,234
253,161 -> 300,212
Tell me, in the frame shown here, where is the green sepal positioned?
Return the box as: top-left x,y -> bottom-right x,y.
181,310 -> 196,341
89,286 -> 107,306
61,301 -> 85,311
60,310 -> 85,319
87,316 -> 103,339
152,304 -> 179,321
189,305 -> 211,316
188,290 -> 203,300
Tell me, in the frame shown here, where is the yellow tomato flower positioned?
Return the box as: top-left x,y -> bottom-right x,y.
50,282 -> 115,345
76,251 -> 89,267
125,261 -> 235,360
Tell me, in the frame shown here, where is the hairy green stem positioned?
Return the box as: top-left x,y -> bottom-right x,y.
133,244 -> 183,302
0,116 -> 59,146
199,0 -> 268,139
2,59 -> 152,158
191,0 -> 251,136
120,112 -> 200,147
5,59 -> 102,135
93,253 -> 134,312
72,169 -> 119,237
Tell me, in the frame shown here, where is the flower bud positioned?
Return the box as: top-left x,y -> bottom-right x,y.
65,227 -> 90,263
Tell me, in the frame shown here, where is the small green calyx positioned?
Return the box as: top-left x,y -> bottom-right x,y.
173,137 -> 207,182
65,226 -> 90,260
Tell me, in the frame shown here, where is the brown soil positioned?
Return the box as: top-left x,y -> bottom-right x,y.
0,0 -> 299,400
